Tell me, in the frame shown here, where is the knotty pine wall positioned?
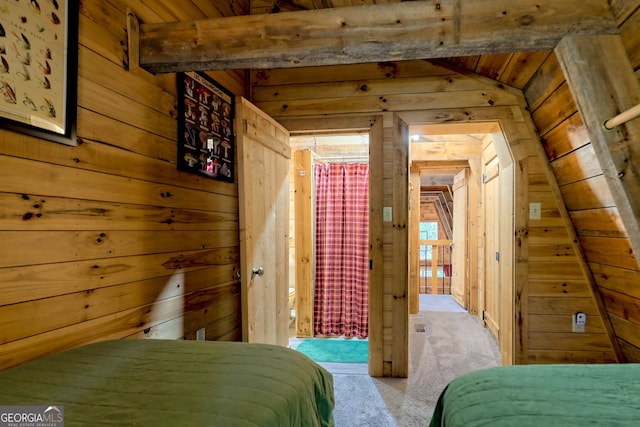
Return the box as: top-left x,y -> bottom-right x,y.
0,0 -> 248,370
523,0 -> 640,362
251,59 -> 617,371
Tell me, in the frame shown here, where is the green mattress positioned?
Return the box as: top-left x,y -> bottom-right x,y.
430,363 -> 640,427
0,339 -> 335,426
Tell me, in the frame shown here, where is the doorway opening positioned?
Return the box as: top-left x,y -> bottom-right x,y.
288,133 -> 370,366
408,121 -> 514,366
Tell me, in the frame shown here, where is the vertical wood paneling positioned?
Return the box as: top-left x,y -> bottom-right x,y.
294,149 -> 314,337
237,98 -> 291,347
409,164 -> 421,314
369,118 -> 385,377
483,155 -> 500,340
390,114 -> 409,377
451,169 -> 469,308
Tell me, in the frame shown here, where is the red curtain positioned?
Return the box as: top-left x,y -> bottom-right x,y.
314,163 -> 369,338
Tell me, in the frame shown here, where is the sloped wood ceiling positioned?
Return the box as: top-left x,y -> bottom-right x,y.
244,0 -> 640,362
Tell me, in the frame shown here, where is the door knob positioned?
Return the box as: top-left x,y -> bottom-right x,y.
251,267 -> 264,279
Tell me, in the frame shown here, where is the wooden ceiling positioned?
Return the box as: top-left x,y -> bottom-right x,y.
242,1 -> 559,189
134,0 -> 618,197
250,0 -> 553,90
246,0 -> 578,91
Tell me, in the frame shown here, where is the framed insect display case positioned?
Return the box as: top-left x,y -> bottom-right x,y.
0,0 -> 79,146
177,71 -> 235,183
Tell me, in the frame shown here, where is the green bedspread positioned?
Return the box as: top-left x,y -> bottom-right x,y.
430,363 -> 640,427
0,339 -> 335,427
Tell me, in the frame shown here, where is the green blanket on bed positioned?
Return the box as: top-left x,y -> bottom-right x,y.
430,363 -> 640,426
0,339 -> 335,427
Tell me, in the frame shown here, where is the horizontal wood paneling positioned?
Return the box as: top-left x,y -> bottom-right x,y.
0,0 -> 247,369
531,82 -> 578,136
0,229 -> 237,267
252,51 -> 601,368
529,314 -> 606,333
590,263 -> 640,298
1,155 -> 238,212
528,332 -> 613,351
0,193 -> 238,231
551,144 -> 602,186
571,208 -> 627,238
539,113 -> 591,160
524,1 -> 640,361
527,350 -> 616,363
257,89 -> 517,118
528,279 -> 592,297
3,0 -> 637,372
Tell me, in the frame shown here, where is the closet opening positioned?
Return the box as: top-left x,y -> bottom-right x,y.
288,133 -> 370,366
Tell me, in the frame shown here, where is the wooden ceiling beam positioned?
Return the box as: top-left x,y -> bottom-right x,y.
132,0 -> 618,73
556,34 -> 640,264
411,122 -> 501,136
413,160 -> 470,170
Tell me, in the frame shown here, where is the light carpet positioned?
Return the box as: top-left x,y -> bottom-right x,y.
327,297 -> 501,427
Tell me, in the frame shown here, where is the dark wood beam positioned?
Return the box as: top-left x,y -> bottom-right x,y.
134,0 -> 618,73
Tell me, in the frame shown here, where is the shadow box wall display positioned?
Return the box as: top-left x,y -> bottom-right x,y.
177,71 -> 235,183
0,0 -> 79,146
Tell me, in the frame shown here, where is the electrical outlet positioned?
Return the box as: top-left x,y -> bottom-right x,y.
196,327 -> 206,341
572,312 -> 586,333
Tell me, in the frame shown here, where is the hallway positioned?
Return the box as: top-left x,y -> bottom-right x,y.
330,295 -> 501,426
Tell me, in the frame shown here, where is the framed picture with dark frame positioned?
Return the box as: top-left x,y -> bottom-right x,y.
177,71 -> 235,183
0,0 -> 79,146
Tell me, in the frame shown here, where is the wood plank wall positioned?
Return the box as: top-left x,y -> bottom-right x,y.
0,0 -> 248,370
2,0 -> 634,373
251,59 -> 616,371
523,0 -> 640,362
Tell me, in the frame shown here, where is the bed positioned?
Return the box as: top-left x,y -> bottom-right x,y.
0,339 -> 335,426
429,363 -> 640,426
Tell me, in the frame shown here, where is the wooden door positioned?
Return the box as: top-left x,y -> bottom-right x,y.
451,169 -> 468,308
483,155 -> 500,340
409,164 -> 421,314
237,97 -> 291,347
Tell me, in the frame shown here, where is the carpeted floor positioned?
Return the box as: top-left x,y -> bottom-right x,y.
320,295 -> 501,427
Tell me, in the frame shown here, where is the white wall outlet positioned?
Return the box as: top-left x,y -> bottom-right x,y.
529,202 -> 541,220
196,327 -> 206,341
383,206 -> 393,222
572,312 -> 586,333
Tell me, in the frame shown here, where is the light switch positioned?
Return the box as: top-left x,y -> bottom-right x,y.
529,202 -> 541,220
383,207 -> 392,222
